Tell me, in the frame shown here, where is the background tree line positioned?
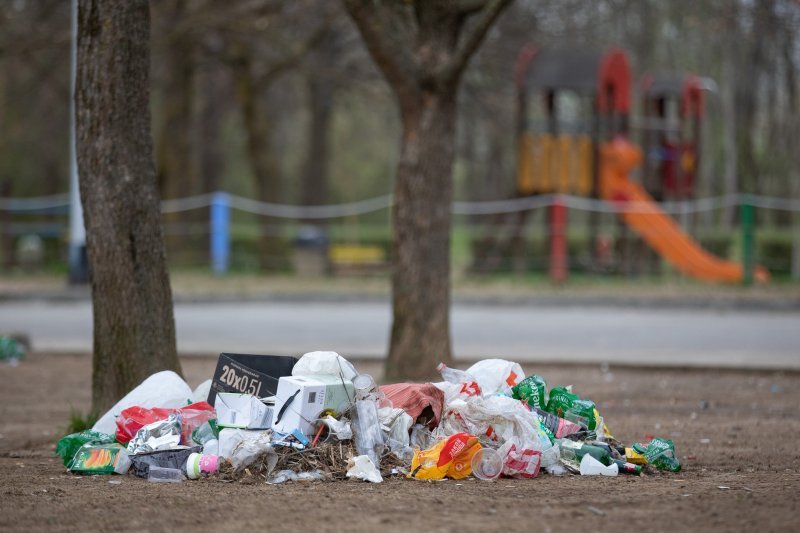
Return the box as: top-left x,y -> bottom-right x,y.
2,0 -> 798,210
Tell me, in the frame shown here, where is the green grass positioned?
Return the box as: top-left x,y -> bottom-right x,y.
65,408 -> 99,435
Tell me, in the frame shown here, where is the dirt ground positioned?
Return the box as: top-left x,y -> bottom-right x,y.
1,353 -> 798,532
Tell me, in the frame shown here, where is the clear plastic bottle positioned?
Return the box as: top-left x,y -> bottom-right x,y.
147,465 -> 184,483
351,398 -> 385,467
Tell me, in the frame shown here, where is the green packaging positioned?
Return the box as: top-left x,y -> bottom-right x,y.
0,336 -> 25,361
642,437 -> 681,472
511,375 -> 548,410
56,430 -> 116,468
545,386 -> 579,418
564,399 -> 597,431
70,443 -> 131,474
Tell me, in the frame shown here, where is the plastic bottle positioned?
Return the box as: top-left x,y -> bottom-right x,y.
351,398 -> 385,468
147,465 -> 184,483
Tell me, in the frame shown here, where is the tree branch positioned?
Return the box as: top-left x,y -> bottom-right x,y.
341,0 -> 418,105
442,0 -> 512,84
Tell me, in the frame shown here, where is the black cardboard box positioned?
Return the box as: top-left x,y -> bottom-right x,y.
207,353 -> 297,406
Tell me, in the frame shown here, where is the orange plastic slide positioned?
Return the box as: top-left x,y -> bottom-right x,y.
598,140 -> 767,283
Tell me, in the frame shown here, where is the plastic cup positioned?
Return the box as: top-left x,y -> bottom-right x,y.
353,374 -> 376,399
579,454 -> 618,476
471,448 -> 503,481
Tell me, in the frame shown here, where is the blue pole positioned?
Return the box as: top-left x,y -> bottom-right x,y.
210,192 -> 230,275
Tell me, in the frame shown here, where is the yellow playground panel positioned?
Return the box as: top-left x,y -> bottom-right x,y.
517,132 -> 593,196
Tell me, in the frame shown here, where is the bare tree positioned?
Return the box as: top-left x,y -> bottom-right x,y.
343,0 -> 512,380
76,0 -> 181,412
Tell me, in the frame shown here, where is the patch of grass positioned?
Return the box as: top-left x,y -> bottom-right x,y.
65,408 -> 99,434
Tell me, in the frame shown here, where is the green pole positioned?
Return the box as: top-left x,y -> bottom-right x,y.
741,199 -> 754,285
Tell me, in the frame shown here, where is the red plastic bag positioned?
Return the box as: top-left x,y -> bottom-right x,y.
115,401 -> 215,445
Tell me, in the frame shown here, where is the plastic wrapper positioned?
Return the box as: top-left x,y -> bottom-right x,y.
497,437 -> 542,479
380,383 -> 445,427
435,364 -> 483,410
564,399 -> 597,431
217,427 -> 272,471
625,447 -> 647,465
409,424 -> 434,451
378,406 -> 413,446
512,374 -> 548,410
115,401 -> 215,445
439,395 -> 538,446
191,419 -> 219,446
438,395 -> 549,472
129,446 -> 200,478
69,443 -> 131,475
268,469 -> 324,484
532,407 -> 585,440
56,430 -> 115,468
322,415 -> 353,440
228,431 -> 273,471
465,359 -> 525,396
126,414 -> 182,455
346,455 -> 383,483
545,386 -> 580,418
640,437 -> 681,472
408,432 -> 481,480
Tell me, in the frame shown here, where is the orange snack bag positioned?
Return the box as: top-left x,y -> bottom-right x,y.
408,432 -> 481,480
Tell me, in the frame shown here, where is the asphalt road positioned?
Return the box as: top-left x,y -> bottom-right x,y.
1,300 -> 798,369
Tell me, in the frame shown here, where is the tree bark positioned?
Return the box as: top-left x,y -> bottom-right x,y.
388,90 -> 457,380
344,0 -> 512,381
76,0 -> 181,413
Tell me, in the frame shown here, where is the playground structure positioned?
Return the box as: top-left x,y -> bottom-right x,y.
512,46 -> 767,284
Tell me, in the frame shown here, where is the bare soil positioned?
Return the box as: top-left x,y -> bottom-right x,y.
1,353 -> 798,532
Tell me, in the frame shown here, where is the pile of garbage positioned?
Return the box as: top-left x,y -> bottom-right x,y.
55,351 -> 681,484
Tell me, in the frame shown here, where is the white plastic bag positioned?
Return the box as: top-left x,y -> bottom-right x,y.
322,415 -> 353,440
218,428 -> 271,470
465,359 -> 525,396
191,379 -> 212,404
439,395 -> 538,445
346,455 -> 383,483
497,436 -> 542,479
438,395 -> 545,477
292,351 -> 358,381
92,371 -> 192,436
378,407 -> 413,446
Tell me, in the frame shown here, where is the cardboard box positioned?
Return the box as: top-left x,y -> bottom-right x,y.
215,393 -> 274,429
272,375 -> 355,436
207,353 -> 297,406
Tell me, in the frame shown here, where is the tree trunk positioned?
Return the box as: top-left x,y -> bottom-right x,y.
76,0 -> 181,413
343,0 -> 511,381
386,90 -> 457,381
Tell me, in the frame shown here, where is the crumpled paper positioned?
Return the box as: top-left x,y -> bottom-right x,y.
346,454 -> 383,483
126,414 -> 182,455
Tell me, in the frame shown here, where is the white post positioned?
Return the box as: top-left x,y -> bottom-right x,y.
68,0 -> 87,284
